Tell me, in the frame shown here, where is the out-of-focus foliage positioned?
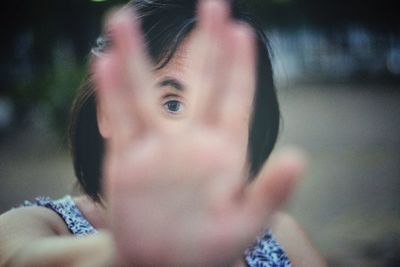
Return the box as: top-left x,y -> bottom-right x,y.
10,49 -> 86,138
1,0 -> 398,139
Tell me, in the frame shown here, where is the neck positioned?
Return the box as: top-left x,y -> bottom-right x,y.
74,195 -> 109,229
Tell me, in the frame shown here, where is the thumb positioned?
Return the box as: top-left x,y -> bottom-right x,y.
243,148 -> 305,231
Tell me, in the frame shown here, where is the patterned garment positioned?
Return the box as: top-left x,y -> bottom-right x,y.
24,195 -> 291,267
23,195 -> 97,236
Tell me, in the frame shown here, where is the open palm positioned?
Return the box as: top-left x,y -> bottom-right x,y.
94,1 -> 303,266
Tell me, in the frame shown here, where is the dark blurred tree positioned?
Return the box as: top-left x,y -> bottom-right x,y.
1,0 -> 398,139
0,0 -> 123,136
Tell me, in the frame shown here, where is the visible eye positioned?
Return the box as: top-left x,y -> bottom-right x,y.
163,99 -> 184,115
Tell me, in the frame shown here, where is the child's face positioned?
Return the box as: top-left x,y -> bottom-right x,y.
155,38 -> 255,168
97,35 -> 256,171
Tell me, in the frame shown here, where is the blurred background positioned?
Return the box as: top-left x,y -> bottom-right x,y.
0,0 -> 399,266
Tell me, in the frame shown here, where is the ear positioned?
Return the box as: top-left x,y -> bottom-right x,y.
97,98 -> 111,139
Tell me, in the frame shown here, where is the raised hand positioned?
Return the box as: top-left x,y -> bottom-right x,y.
94,1 -> 304,266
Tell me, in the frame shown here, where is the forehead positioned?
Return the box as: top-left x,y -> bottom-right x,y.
154,33 -> 257,105
155,38 -> 192,81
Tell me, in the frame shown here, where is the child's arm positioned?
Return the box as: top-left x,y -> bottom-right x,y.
0,207 -> 116,267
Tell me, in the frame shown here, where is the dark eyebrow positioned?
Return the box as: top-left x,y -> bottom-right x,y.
157,77 -> 185,91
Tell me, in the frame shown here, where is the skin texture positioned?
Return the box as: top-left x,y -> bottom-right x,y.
95,2 -> 303,266
0,1 -> 327,266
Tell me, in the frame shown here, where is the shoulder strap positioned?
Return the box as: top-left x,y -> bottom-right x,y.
24,195 -> 97,236
244,229 -> 292,267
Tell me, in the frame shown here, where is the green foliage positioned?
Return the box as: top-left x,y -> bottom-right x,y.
12,50 -> 87,141
44,61 -> 86,140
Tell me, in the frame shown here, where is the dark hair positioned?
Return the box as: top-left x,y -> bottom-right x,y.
69,0 -> 280,201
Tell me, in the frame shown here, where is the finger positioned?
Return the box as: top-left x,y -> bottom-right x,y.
189,0 -> 231,124
241,149 -> 305,234
106,8 -> 158,133
220,23 -> 256,136
93,52 -> 136,153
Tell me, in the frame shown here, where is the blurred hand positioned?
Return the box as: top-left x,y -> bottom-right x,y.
94,1 -> 304,266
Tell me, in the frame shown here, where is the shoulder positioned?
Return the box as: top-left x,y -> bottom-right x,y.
270,212 -> 328,267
